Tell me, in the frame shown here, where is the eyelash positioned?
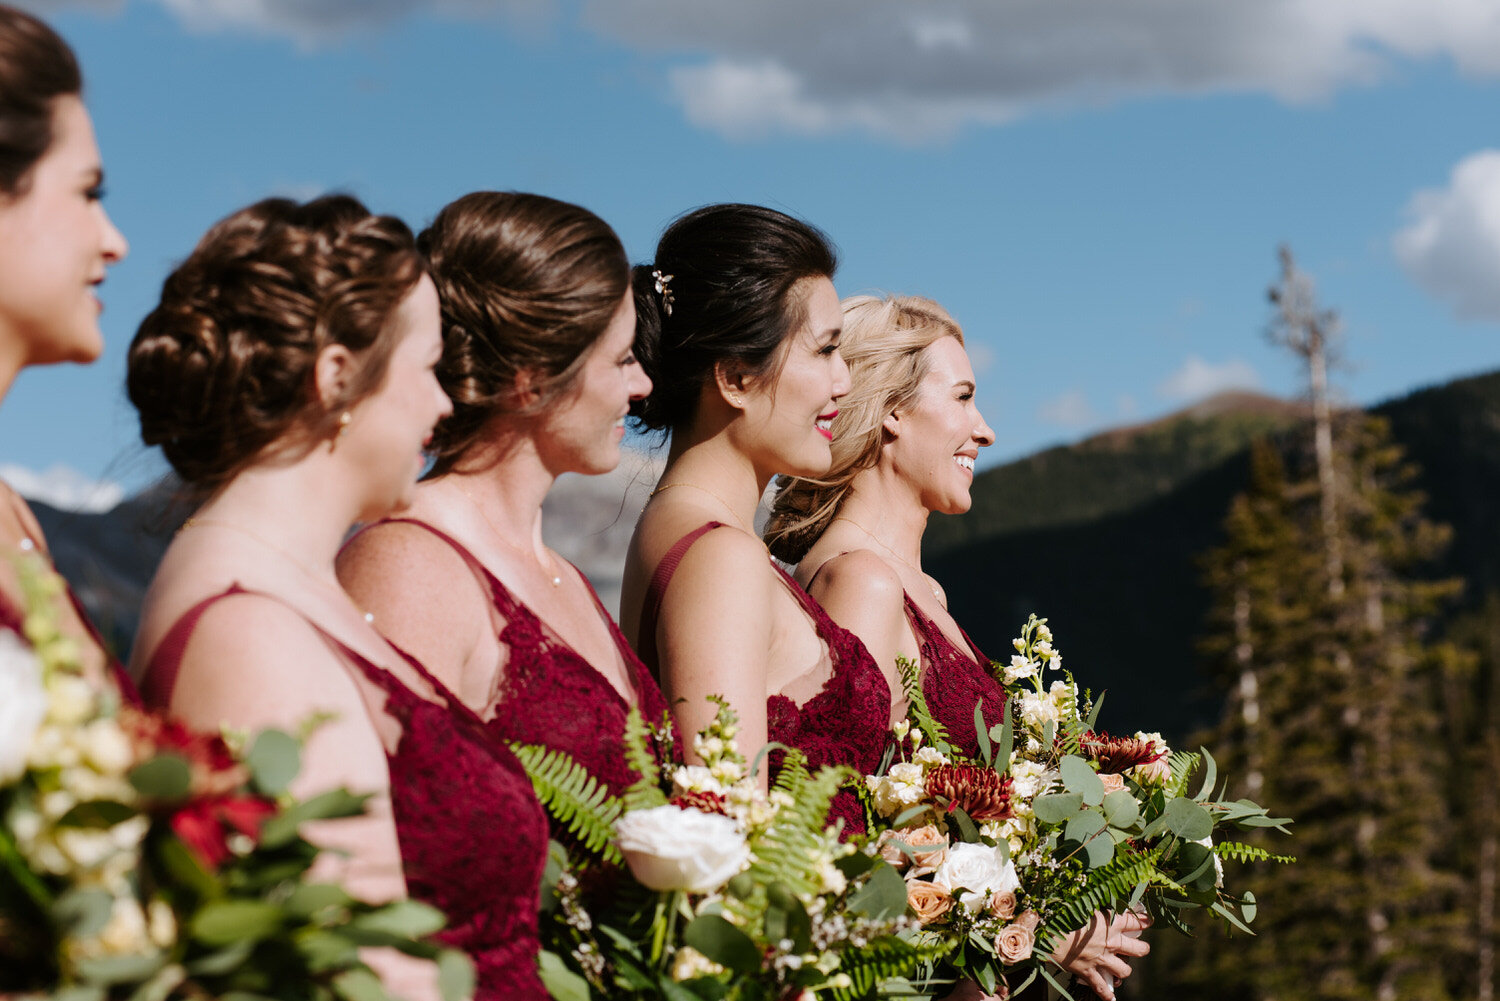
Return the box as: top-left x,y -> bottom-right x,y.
85,185 -> 106,202
820,343 -> 840,356
959,392 -> 974,402
620,352 -> 637,366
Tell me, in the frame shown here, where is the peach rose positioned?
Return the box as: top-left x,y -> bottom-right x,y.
907,879 -> 954,925
1100,773 -> 1126,795
996,921 -> 1035,963
879,824 -> 949,875
989,888 -> 1018,920
1015,910 -> 1040,933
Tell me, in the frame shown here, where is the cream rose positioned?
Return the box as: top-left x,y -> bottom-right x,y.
0,630 -> 46,784
1099,773 -> 1126,795
931,842 -> 1018,913
989,888 -> 1018,920
996,921 -> 1035,963
906,879 -> 953,925
615,805 -> 749,893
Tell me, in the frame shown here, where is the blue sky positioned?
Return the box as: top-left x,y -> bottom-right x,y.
3,0 -> 1498,509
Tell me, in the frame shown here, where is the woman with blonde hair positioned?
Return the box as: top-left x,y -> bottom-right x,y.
765,293 -> 1149,1001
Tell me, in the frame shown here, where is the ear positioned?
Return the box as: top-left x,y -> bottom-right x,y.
314,343 -> 358,411
882,410 -> 902,438
508,368 -> 543,410
713,360 -> 750,410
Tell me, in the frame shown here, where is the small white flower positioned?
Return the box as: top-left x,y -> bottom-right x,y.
673,765 -> 725,796
671,946 -> 724,981
1194,835 -> 1225,887
1004,655 -> 1038,684
1012,637 -> 1026,653
1008,759 -> 1046,802
1035,641 -> 1055,660
82,720 -> 135,775
893,720 -> 910,742
46,674 -> 95,726
913,746 -> 949,769
0,629 -> 47,784
1037,623 -> 1053,642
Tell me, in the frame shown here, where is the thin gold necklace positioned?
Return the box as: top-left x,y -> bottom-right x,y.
649,480 -> 759,538
455,485 -> 564,587
831,515 -> 943,603
179,517 -> 376,623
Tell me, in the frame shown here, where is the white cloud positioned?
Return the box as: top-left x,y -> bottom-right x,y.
1393,149 -> 1500,323
1038,389 -> 1096,429
1157,356 -> 1261,402
0,465 -> 124,514
139,0 -> 545,44
583,0 -> 1500,141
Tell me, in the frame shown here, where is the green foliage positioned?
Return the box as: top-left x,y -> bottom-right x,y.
897,657 -> 957,758
619,708 -> 667,813
509,742 -> 624,866
824,936 -> 951,1001
1040,848 -> 1165,940
1212,841 -> 1296,866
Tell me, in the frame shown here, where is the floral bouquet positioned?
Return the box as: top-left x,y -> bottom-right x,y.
862,615 -> 1294,998
0,554 -> 472,1001
514,698 -> 943,1000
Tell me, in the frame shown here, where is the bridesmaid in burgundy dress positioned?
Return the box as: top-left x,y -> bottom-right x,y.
127,196 -> 548,1001
618,204 -> 889,837
337,192 -> 672,798
0,6 -> 134,699
765,293 -> 1149,1001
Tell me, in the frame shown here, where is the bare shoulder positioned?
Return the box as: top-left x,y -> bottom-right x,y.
809,549 -> 905,609
338,519 -> 482,608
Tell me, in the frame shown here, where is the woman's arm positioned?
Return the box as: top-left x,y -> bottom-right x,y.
168,595 -> 439,1000
654,529 -> 777,769
806,549 -> 915,721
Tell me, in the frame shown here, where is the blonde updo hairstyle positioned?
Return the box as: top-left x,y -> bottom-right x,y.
764,294 -> 963,564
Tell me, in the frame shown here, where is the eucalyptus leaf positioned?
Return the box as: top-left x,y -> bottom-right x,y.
1033,792 -> 1084,826
1041,719 -> 1056,748
1193,747 -> 1218,803
1084,832 -> 1116,868
1210,899 -> 1255,935
154,836 -> 222,898
333,967 -> 391,1001
992,715 -> 1014,776
949,806 -> 981,843
438,950 -> 477,1001
974,705 -> 993,767
891,804 -> 931,829
187,940 -> 257,976
1241,891 -> 1258,924
124,962 -> 185,1001
128,754 -> 192,800
834,850 -> 877,879
1162,797 -> 1213,840
53,887 -> 114,938
1061,755 -> 1105,806
51,988 -> 105,1001
284,882 -> 354,920
350,899 -> 446,939
57,800 -> 136,829
191,899 -> 285,946
247,729 -> 301,796
683,914 -> 760,974
847,861 -> 909,920
1065,810 -> 1106,844
536,950 -> 590,1001
74,953 -> 168,986
1102,789 -> 1140,828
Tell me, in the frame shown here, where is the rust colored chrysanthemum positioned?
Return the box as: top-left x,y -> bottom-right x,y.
670,789 -> 732,818
1080,731 -> 1165,774
925,764 -> 1013,822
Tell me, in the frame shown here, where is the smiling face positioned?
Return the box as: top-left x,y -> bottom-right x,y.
343,275 -> 452,518
0,96 -> 127,367
536,291 -> 652,476
886,335 -> 994,515
737,275 -> 851,478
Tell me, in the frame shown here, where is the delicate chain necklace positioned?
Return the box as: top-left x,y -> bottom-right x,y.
179,517 -> 376,623
649,480 -> 759,538
831,515 -> 943,603
455,485 -> 564,587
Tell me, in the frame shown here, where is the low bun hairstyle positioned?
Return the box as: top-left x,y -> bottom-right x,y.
631,203 -> 838,433
765,295 -> 964,564
0,5 -> 81,197
417,191 -> 629,477
128,195 -> 424,498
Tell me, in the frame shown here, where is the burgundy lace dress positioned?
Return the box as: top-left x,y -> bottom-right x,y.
904,594 -> 1005,761
361,519 -> 678,795
638,522 -> 891,838
139,586 -> 550,1001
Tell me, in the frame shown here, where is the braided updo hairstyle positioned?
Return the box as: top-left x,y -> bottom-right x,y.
127,195 -> 424,498
0,4 -> 80,197
416,191 -> 629,477
764,295 -> 965,564
631,203 -> 837,434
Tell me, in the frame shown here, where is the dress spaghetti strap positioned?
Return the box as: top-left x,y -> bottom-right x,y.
636,521 -> 727,674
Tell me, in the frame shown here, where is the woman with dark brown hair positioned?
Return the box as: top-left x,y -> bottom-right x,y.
129,195 -> 549,1001
337,191 -> 671,798
0,4 -> 129,691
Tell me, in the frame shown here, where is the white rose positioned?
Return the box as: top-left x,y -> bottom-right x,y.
0,629 -> 47,784
931,842 -> 1019,913
1193,836 -> 1225,887
615,805 -> 750,893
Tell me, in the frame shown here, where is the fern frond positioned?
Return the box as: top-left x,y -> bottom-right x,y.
620,708 -> 667,812
1041,848 -> 1164,938
1214,841 -> 1296,866
898,656 -> 957,757
1164,750 -> 1202,800
510,742 -> 624,865
825,935 -> 953,1001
